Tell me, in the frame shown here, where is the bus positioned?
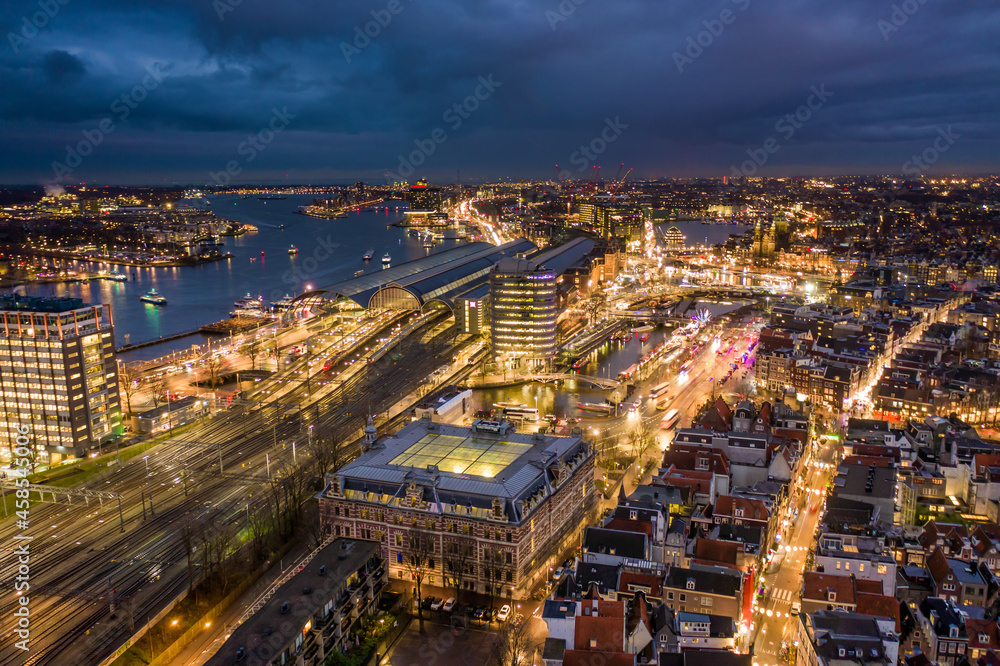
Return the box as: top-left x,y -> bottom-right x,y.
503,406 -> 539,421
680,361 -> 693,373
661,409 -> 680,430
649,381 -> 672,401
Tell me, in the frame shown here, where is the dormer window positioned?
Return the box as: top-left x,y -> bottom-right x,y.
629,510 -> 638,520
950,625 -> 959,639
827,590 -> 836,602
590,638 -> 597,648
686,578 -> 695,591
734,508 -> 744,518
980,633 -> 990,644
838,648 -> 846,658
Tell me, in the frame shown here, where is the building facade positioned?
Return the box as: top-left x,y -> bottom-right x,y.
319,418 -> 597,598
0,296 -> 120,463
489,257 -> 558,369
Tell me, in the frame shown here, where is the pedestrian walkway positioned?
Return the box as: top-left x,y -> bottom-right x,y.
769,587 -> 795,604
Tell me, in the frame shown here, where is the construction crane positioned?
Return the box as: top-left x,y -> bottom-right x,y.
614,162 -> 625,183
611,167 -> 633,201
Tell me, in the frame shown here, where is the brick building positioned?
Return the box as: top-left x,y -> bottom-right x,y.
319,418 -> 597,598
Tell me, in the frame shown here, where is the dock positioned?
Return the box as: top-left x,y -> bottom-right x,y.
116,317 -> 272,353
199,316 -> 273,335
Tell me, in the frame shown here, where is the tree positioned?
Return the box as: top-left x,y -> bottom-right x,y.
481,547 -> 511,619
402,529 -> 435,619
486,612 -> 538,666
204,354 -> 225,389
583,293 -> 606,325
118,362 -> 142,417
149,374 -> 167,409
444,537 -> 475,608
242,335 -> 262,371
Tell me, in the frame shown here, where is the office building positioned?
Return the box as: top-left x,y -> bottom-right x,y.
0,295 -> 120,464
489,257 -> 558,370
319,418 -> 597,597
404,178 -> 446,224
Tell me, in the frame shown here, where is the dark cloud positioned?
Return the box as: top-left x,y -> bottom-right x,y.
42,50 -> 86,82
0,0 -> 997,183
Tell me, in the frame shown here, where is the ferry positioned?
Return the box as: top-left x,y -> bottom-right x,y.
354,269 -> 364,277
423,236 -> 435,248
234,293 -> 262,308
288,246 -> 299,255
270,294 -> 295,310
493,402 -> 527,409
577,402 -> 613,414
140,288 -> 167,305
382,252 -> 391,265
363,249 -> 374,261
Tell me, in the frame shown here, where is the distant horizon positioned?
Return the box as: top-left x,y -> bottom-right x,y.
2,172 -> 999,192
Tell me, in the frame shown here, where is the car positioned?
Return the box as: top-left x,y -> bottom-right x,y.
497,605 -> 511,622
421,596 -> 437,610
442,597 -> 456,612
473,607 -> 486,621
553,567 -> 564,580
790,601 -> 801,616
430,598 -> 443,611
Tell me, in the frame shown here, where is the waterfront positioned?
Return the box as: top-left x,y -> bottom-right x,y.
20,195 -> 450,360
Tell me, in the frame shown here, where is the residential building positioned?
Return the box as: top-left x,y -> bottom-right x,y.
204,538 -> 386,666
661,564 -> 745,622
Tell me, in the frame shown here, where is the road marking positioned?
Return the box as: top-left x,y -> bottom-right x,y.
770,588 -> 794,603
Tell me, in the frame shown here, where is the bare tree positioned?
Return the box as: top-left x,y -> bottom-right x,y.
482,547 -> 510,619
118,362 -> 142,417
444,536 -> 475,608
149,374 -> 166,409
402,529 -> 435,619
486,611 -> 538,666
204,354 -> 225,389
242,336 -> 263,371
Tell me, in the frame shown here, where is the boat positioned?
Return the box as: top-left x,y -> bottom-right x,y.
279,224 -> 285,230
354,269 -> 364,277
639,333 -> 650,342
270,294 -> 295,310
257,195 -> 287,200
423,237 -> 434,248
363,249 -> 374,261
382,252 -> 391,265
140,288 -> 167,305
493,402 -> 527,409
288,246 -> 299,255
234,293 -> 261,308
335,212 -> 348,218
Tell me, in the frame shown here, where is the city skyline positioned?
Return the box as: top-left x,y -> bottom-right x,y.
2,0 -> 997,184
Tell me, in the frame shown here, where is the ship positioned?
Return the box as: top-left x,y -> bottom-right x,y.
270,294 -> 295,310
257,195 -> 287,200
335,212 -> 348,218
354,269 -> 364,277
234,293 -> 261,308
288,246 -> 299,255
363,249 -> 374,261
140,288 -> 167,305
423,236 -> 435,248
382,252 -> 391,265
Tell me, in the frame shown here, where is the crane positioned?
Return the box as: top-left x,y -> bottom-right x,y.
611,167 -> 633,200
615,162 -> 625,183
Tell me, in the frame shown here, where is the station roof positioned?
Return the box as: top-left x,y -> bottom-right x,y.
527,237 -> 596,276
324,238 -> 536,309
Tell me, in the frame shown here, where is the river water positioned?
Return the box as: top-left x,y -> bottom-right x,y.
22,195 -> 462,360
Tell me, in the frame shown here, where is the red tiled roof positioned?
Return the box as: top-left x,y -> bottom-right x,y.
966,618 -> 1000,650
563,650 -> 635,666
855,579 -> 884,595
927,548 -> 950,585
695,539 -> 740,567
714,495 -> 769,522
856,593 -> 901,632
802,572 -> 857,605
574,615 -> 624,651
618,572 -> 663,598
604,518 -> 654,539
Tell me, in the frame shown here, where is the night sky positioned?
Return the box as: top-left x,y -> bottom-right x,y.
2,0 -> 997,185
